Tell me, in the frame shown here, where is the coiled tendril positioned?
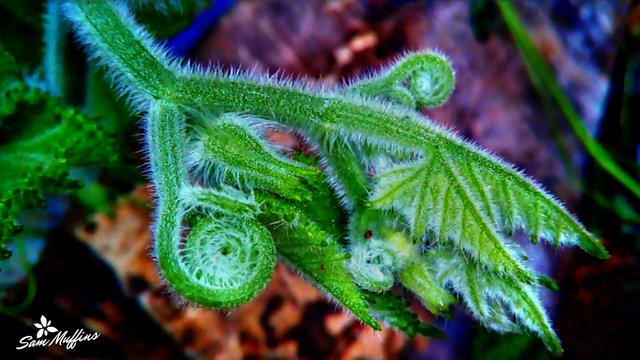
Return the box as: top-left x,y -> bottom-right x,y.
144,100 -> 277,308
348,238 -> 399,293
179,215 -> 276,307
349,52 -> 455,109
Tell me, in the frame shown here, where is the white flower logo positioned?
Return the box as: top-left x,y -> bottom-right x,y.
34,315 -> 58,338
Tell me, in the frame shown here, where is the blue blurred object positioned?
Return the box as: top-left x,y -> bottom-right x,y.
550,0 -> 581,28
166,0 -> 236,56
0,236 -> 44,288
0,195 -> 67,292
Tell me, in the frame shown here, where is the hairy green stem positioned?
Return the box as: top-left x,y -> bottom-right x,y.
66,0 -> 178,100
145,100 -> 191,299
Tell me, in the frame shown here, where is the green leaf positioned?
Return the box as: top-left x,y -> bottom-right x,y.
365,290 -> 446,338
0,43 -> 18,78
428,247 -> 562,356
0,78 -> 116,256
371,141 -> 608,283
398,256 -> 456,318
371,153 -> 532,283
535,274 -> 560,292
190,113 -> 317,201
260,198 -> 381,330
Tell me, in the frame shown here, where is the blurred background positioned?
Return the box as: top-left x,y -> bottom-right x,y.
1,0 -> 639,359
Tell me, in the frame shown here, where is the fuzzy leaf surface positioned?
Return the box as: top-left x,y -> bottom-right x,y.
371,145 -> 607,281
260,197 -> 380,330
427,247 -> 562,355
365,290 -> 446,338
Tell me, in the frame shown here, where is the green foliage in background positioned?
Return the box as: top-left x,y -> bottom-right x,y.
0,42 -> 116,259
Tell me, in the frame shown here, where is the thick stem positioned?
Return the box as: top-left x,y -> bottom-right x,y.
64,0 -> 178,101
145,100 -> 191,299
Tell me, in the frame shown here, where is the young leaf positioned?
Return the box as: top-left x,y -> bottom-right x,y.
364,290 -> 446,338
348,51 -> 455,109
371,139 -> 608,284
370,155 -> 532,283
347,238 -> 399,293
428,247 -> 562,355
177,214 -> 277,308
180,184 -> 259,218
188,113 -> 316,200
259,197 -> 380,330
398,256 -> 456,318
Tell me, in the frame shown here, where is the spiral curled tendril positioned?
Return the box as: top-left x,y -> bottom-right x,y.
146,100 -> 277,308
349,51 -> 455,109
348,238 -> 399,293
178,215 -> 276,307
346,52 -> 455,108
405,54 -> 455,108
